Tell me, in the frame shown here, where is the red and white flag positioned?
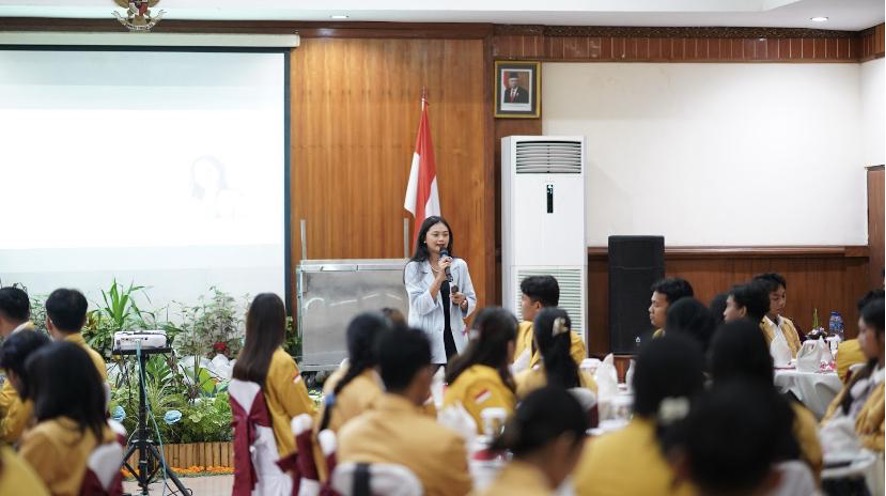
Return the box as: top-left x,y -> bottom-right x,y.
404,95 -> 441,237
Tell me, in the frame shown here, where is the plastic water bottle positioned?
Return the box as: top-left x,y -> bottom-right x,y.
828,311 -> 844,342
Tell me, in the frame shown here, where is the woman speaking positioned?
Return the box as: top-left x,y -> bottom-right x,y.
404,216 -> 477,367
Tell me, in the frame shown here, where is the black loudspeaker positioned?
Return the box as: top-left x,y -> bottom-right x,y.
608,236 -> 665,354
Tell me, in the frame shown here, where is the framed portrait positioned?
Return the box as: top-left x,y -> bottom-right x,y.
494,61 -> 540,118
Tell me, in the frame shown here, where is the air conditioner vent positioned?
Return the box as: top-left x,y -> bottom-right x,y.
514,267 -> 585,339
514,140 -> 583,174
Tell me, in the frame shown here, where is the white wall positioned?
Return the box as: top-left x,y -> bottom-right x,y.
543,62 -> 867,246
861,58 -> 885,166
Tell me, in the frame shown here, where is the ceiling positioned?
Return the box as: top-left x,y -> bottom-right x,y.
0,0 -> 882,31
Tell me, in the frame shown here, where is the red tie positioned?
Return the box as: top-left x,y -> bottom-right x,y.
510,90 -> 516,102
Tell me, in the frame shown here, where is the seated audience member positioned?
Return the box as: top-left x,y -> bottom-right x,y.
337,327 -> 472,496
444,307 -> 517,433
821,297 -> 884,452
708,293 -> 729,328
317,312 -> 391,434
232,293 -> 317,460
708,320 -> 822,477
477,387 -> 588,496
572,335 -> 705,496
0,287 -> 37,443
0,331 -> 51,443
836,289 -> 884,383
662,380 -> 792,496
664,298 -> 716,354
44,289 -> 107,381
516,308 -> 597,400
649,277 -> 694,338
0,445 -> 49,495
19,342 -> 119,496
753,273 -> 802,358
722,282 -> 769,326
513,276 -> 586,372
380,307 -> 408,329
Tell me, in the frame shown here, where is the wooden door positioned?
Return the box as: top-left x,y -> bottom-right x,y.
868,165 -> 884,289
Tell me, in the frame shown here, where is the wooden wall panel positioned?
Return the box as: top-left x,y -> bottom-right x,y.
586,247 -> 872,357
290,38 -> 493,310
868,166 -> 885,288
859,23 -> 886,61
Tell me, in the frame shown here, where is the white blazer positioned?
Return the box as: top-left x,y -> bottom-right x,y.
404,258 -> 477,364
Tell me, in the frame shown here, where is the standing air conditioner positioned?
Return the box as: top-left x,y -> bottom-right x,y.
501,136 -> 587,343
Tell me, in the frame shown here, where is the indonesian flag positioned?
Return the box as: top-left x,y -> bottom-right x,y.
404,96 -> 441,238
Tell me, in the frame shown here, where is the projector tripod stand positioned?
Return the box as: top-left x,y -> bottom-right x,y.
117,347 -> 190,496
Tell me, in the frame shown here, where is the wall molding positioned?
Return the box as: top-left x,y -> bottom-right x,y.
587,245 -> 870,260
495,24 -> 856,39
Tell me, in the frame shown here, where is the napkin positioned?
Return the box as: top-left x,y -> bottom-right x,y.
595,353 -> 619,400
437,401 -> 478,444
818,337 -> 834,365
430,366 -> 446,408
770,335 -> 793,368
795,340 -> 821,373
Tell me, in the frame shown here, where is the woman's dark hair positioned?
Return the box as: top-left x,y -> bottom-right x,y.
633,334 -> 705,417
840,297 -> 885,415
709,319 -> 773,386
0,330 -> 51,398
533,308 -> 580,389
665,298 -> 716,354
318,313 -> 391,431
752,272 -> 787,293
408,216 -> 454,263
446,307 -> 518,391
709,292 -> 729,327
25,342 -> 106,443
728,282 -> 770,322
232,293 -> 286,387
492,386 -> 587,457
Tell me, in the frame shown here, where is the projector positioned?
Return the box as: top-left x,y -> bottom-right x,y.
113,330 -> 168,351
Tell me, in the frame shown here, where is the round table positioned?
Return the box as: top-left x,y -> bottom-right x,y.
773,368 -> 843,419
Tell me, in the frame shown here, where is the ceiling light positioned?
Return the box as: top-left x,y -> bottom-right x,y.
330,15 -> 349,20
810,16 -> 828,22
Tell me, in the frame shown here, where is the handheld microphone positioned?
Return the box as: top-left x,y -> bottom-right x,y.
439,248 -> 454,283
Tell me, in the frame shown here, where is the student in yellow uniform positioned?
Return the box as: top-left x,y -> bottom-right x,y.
836,290 -> 885,383
709,320 -> 822,478
648,277 -> 694,338
0,287 -> 37,443
513,276 -> 586,373
0,330 -> 51,443
753,273 -> 802,358
44,288 -> 107,381
338,326 -> 472,496
822,297 -> 885,452
232,293 -> 317,459
572,335 -> 704,496
722,281 -> 769,327
444,307 -> 518,433
317,312 -> 391,434
516,308 -> 597,400
662,380 -> 794,496
477,387 -> 588,496
0,445 -> 49,495
18,342 -> 119,496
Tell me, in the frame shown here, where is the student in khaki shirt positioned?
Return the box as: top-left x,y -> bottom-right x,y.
513,276 -> 586,373
232,293 -> 317,459
573,335 -> 704,496
0,445 -> 49,495
44,288 -> 107,381
709,320 -> 823,478
444,307 -> 518,433
753,273 -> 802,358
648,277 -> 694,339
821,298 -> 885,452
516,308 -> 597,400
476,387 -> 588,496
835,290 -> 885,383
19,342 -> 117,496
338,327 -> 472,496
0,286 -> 38,443
0,330 -> 51,443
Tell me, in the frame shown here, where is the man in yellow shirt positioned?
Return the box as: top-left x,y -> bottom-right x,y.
836,289 -> 885,383
648,277 -> 694,338
45,289 -> 107,381
753,273 -> 802,358
513,276 -> 586,372
338,327 -> 472,496
0,286 -> 37,443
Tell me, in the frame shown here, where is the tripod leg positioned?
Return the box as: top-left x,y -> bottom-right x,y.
146,443 -> 190,495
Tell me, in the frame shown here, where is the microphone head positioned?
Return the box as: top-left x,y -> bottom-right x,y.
439,248 -> 450,258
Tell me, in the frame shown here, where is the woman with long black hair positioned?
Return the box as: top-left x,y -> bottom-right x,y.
404,216 -> 477,367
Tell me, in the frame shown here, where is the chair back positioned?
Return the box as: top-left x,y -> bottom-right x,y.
331,462 -> 423,496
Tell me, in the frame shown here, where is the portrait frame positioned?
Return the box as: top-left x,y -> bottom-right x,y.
494,61 -> 541,119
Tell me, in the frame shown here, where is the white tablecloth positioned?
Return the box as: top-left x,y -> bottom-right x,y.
774,369 -> 843,419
